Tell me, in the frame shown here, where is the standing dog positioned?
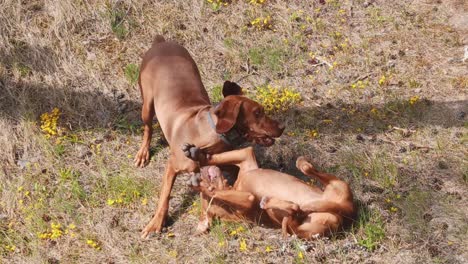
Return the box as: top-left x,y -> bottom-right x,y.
184,146 -> 355,239
136,36 -> 284,238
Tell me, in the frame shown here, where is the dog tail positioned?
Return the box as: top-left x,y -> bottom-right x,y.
152,35 -> 165,46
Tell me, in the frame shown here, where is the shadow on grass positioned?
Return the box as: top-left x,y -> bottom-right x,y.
0,72 -> 465,138
329,199 -> 372,240
0,75 -> 142,134
165,191 -> 199,228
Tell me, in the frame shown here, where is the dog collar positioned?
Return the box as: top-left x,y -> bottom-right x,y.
206,111 -> 250,148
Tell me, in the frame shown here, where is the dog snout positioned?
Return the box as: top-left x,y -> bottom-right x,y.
269,121 -> 285,138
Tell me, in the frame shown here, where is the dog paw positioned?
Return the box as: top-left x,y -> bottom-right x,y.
134,145 -> 150,167
185,172 -> 201,187
182,143 -> 202,161
259,196 -> 270,209
194,219 -> 209,235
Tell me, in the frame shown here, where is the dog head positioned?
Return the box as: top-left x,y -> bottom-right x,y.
214,81 -> 285,147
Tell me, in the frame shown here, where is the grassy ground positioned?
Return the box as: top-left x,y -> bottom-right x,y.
1,0 -> 467,263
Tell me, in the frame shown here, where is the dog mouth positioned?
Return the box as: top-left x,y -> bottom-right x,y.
254,136 -> 275,147
207,166 -> 220,182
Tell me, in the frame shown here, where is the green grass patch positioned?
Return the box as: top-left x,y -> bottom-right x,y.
106,3 -> 134,40
210,85 -> 224,103
247,45 -> 288,73
354,208 -> 385,251
343,149 -> 399,190
124,63 -> 139,85
14,62 -> 31,77
91,172 -> 154,208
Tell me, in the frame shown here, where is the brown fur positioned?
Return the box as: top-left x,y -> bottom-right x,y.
135,36 -> 284,238
191,147 -> 355,239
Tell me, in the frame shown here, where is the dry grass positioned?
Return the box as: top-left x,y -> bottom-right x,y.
1,0 -> 467,263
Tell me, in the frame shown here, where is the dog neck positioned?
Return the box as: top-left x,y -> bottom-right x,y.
206,108 -> 251,149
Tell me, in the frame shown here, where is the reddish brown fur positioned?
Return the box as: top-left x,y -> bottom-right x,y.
192,147 -> 355,239
135,36 -> 284,238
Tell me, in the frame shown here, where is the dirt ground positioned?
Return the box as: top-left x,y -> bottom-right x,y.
0,0 -> 467,263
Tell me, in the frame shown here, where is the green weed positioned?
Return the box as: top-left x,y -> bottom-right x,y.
107,4 -> 129,39
210,85 -> 224,103
343,150 -> 399,190
91,172 -> 154,207
408,79 -> 422,89
223,38 -> 235,49
124,63 -> 139,85
247,46 -> 287,73
14,62 -> 31,77
54,144 -> 66,157
355,209 -> 385,251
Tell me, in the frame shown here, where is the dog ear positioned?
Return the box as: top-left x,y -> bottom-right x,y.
222,81 -> 243,97
214,97 -> 242,133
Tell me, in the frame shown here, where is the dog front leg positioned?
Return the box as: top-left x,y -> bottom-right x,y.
182,144 -> 257,170
141,158 -> 177,238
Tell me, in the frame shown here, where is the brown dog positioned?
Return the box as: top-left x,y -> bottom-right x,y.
135,36 -> 284,238
184,146 -> 355,239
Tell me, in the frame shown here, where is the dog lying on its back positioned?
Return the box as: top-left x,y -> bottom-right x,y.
184,145 -> 355,238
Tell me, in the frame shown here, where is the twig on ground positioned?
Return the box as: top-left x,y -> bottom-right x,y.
388,126 -> 416,137
314,56 -> 333,68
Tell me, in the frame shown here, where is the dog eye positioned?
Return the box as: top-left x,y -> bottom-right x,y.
254,109 -> 261,117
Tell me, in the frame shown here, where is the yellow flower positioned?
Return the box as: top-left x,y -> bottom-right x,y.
38,232 -> 50,239
409,95 -> 420,105
168,250 -> 177,258
298,251 -> 304,259
5,245 -> 16,252
86,239 -> 101,250
253,85 -> 301,113
265,245 -> 272,253
239,238 -> 248,252
309,129 -> 319,138
378,75 -> 387,86
40,108 -> 61,137
250,15 -> 272,30
141,197 -> 148,206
